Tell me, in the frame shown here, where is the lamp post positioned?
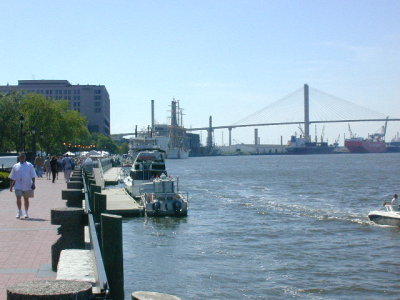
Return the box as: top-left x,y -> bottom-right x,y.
40,131 -> 44,156
19,115 -> 24,152
31,126 -> 36,158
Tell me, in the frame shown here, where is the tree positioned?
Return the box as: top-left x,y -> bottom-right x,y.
117,142 -> 129,154
18,93 -> 90,154
0,93 -> 21,152
91,133 -> 118,153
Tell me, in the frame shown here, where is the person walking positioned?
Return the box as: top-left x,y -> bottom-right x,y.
62,154 -> 74,183
44,156 -> 51,180
34,155 -> 43,177
8,152 -> 37,219
50,156 -> 58,183
57,156 -> 63,179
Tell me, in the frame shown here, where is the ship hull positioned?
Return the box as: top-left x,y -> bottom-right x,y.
345,139 -> 386,153
286,146 -> 334,154
166,148 -> 190,159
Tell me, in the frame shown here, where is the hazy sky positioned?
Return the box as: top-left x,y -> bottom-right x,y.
1,1 -> 399,145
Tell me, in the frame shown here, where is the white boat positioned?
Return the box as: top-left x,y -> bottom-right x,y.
140,174 -> 188,217
166,147 -> 190,159
368,205 -> 400,226
124,150 -> 167,198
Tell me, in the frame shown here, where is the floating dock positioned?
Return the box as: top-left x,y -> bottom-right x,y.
93,166 -> 143,217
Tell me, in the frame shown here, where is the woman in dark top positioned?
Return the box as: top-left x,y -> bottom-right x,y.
50,156 -> 58,183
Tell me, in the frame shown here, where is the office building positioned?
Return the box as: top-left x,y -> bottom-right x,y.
0,80 -> 110,135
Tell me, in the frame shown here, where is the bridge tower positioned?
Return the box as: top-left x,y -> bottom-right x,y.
151,99 -> 155,132
207,116 -> 213,149
304,84 -> 310,141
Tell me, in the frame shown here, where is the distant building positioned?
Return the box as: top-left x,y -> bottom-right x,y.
0,80 -> 110,135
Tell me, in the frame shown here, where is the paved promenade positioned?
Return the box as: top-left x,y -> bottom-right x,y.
0,173 -> 67,300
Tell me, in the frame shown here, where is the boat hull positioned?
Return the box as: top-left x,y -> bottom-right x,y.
286,146 -> 334,154
144,199 -> 188,217
166,148 -> 190,159
345,139 -> 386,153
368,210 -> 400,226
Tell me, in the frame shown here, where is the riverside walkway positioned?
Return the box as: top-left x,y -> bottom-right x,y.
0,174 -> 67,300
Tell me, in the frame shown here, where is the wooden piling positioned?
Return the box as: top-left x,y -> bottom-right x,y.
101,213 -> 124,300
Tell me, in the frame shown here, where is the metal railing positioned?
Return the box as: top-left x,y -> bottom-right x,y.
82,169 -> 109,298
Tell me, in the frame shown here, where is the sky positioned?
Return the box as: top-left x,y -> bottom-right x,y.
1,0 -> 400,146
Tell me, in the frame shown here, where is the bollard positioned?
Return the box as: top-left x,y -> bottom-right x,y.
7,280 -> 92,300
69,175 -> 83,182
67,181 -> 83,189
51,207 -> 85,271
101,213 -> 124,300
94,192 -> 107,224
90,185 -> 101,212
61,189 -> 84,208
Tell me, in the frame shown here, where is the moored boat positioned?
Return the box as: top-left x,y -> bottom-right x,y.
345,137 -> 386,153
124,149 -> 167,198
140,174 -> 188,217
345,119 -> 388,153
286,135 -> 335,154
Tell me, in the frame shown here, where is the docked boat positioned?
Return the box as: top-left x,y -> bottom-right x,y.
124,149 -> 167,198
286,135 -> 335,154
368,206 -> 400,226
345,136 -> 386,153
386,133 -> 400,153
140,174 -> 188,217
345,120 -> 388,153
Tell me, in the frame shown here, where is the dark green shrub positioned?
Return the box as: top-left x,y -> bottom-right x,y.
0,171 -> 10,189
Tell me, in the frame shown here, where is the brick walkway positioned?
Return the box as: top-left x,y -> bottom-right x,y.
0,173 -> 68,300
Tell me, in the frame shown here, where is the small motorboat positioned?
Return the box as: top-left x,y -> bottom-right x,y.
140,174 -> 188,217
368,205 -> 400,226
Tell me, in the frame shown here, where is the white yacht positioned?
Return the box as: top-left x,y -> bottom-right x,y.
124,150 -> 167,199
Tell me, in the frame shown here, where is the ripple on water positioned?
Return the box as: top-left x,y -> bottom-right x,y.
123,154 -> 400,299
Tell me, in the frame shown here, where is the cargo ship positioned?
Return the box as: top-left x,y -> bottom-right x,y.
344,121 -> 388,153
344,137 -> 386,153
386,133 -> 400,153
286,135 -> 335,154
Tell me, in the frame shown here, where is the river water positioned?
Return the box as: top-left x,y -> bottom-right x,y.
122,153 -> 400,299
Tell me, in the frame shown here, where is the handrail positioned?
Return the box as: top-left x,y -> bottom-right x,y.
82,169 -> 109,297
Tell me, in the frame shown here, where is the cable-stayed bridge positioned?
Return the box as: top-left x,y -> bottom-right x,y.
187,84 -> 400,147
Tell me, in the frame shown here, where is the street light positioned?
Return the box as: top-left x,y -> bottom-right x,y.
19,115 -> 24,152
40,131 -> 44,156
31,126 -> 36,158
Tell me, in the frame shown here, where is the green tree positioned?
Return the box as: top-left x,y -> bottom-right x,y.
0,93 -> 21,152
91,133 -> 118,154
20,94 -> 90,154
117,142 -> 129,154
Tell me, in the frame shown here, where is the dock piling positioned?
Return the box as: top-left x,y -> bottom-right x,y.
101,213 -> 124,300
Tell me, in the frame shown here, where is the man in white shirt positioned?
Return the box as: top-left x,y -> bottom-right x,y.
391,194 -> 399,211
9,152 -> 37,219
